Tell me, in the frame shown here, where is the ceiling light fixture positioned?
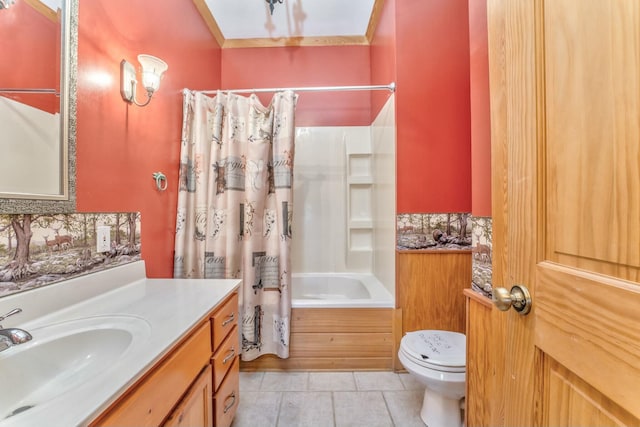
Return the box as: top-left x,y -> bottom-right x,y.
120,54 -> 168,107
265,0 -> 283,15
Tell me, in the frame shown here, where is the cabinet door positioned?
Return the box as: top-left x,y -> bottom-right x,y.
164,365 -> 213,427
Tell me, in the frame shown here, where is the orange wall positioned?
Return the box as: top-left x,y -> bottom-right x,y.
370,0 -> 397,122
75,0 -> 221,277
395,0 -> 472,213
221,46 -> 372,127
0,1 -> 58,113
469,0 -> 492,216
73,0 -> 479,276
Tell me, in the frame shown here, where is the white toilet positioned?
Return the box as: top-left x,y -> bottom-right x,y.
398,330 -> 466,427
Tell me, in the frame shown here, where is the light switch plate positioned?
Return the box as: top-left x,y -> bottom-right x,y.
96,226 -> 111,253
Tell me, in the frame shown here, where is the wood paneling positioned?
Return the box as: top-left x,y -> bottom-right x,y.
240,356 -> 393,372
392,308 -> 403,370
464,289 -> 499,427
241,308 -> 394,371
290,308 -> 393,333
396,251 -> 471,336
288,333 -> 392,358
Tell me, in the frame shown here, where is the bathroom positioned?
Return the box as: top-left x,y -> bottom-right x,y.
2,0 -> 638,426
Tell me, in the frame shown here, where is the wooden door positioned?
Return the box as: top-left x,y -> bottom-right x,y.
487,0 -> 640,425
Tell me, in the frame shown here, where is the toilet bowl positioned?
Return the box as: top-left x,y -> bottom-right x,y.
398,330 -> 466,427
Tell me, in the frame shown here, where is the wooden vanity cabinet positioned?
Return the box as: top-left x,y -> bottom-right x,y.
90,291 -> 239,427
210,293 -> 240,427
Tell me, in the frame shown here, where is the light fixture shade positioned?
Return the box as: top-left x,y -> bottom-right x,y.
137,54 -> 168,92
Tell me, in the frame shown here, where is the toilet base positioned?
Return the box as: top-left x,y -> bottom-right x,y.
420,388 -> 463,427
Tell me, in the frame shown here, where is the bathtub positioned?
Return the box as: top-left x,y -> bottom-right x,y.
291,272 -> 394,308
241,272 -> 395,370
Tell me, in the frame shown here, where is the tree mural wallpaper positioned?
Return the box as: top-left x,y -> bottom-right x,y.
396,213 -> 473,250
0,213 -> 141,297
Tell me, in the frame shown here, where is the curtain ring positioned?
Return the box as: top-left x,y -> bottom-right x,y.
152,172 -> 167,191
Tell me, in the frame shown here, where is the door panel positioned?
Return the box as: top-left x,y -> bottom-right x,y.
487,0 -> 640,425
542,357 -> 635,427
544,0 -> 640,276
536,263 -> 640,418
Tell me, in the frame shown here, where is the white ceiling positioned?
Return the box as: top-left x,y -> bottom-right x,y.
203,0 -> 377,42
40,0 -> 60,11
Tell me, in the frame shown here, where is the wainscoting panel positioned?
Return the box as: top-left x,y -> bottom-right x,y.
240,307 -> 394,371
464,289 -> 497,427
396,251 -> 471,336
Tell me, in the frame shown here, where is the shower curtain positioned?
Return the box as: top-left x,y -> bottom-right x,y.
174,90 -> 296,361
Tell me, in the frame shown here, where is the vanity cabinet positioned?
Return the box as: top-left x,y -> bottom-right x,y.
90,291 -> 239,427
210,292 -> 240,427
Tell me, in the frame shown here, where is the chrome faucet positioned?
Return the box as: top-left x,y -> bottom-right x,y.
0,308 -> 32,352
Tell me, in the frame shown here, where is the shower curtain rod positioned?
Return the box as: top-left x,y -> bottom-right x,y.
185,82 -> 396,95
0,88 -> 59,95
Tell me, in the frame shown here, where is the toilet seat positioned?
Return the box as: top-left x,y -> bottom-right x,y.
400,330 -> 465,373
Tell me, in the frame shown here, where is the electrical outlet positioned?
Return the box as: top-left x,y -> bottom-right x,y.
96,226 -> 111,253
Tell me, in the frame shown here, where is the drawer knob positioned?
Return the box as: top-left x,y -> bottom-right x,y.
221,312 -> 235,327
223,348 -> 236,364
223,392 -> 236,414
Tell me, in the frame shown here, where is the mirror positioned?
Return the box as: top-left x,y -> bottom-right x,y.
0,0 -> 76,213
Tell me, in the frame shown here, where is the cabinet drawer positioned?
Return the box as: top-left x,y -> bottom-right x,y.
211,292 -> 238,350
91,322 -> 212,427
212,326 -> 238,391
213,358 -> 239,427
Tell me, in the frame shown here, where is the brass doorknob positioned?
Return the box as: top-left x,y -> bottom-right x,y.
492,285 -> 532,315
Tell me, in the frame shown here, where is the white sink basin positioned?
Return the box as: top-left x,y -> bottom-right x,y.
0,315 -> 151,421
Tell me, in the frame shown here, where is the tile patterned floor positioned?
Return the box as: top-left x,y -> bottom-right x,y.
232,371 -> 427,427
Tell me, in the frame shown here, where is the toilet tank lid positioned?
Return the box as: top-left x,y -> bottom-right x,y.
403,330 -> 466,368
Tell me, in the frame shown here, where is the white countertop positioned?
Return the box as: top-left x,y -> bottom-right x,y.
0,261 -> 240,427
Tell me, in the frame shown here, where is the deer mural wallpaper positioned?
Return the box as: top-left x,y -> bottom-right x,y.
0,213 -> 141,297
396,213 -> 493,298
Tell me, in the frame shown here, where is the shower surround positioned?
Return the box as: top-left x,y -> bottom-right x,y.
242,95 -> 396,371
291,95 -> 395,297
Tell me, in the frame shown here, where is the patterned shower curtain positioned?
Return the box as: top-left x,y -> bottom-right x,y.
174,90 -> 296,361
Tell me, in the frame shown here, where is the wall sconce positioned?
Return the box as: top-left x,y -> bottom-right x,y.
120,54 -> 168,107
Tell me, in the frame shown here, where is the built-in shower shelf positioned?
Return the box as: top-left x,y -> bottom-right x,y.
346,150 -> 373,267
349,220 -> 373,229
347,176 -> 373,185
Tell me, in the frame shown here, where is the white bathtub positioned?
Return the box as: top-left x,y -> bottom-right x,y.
291,273 -> 394,308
